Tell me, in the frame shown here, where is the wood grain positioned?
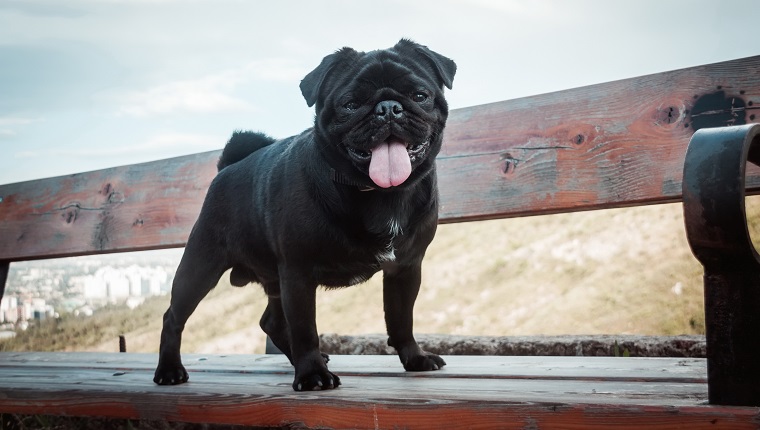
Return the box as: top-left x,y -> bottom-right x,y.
437,55 -> 760,221
0,352 -> 707,383
1,56 -> 759,260
0,151 -> 218,260
1,352 -> 757,429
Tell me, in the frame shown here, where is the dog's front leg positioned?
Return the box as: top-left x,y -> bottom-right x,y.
383,263 -> 446,371
279,265 -> 341,391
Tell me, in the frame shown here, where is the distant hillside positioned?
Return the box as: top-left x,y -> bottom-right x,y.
7,198 -> 760,355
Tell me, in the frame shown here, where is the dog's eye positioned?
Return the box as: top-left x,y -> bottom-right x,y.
347,146 -> 372,160
412,92 -> 428,103
344,101 -> 360,110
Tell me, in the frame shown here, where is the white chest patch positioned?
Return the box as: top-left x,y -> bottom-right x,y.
376,246 -> 396,263
375,218 -> 402,263
388,218 -> 403,237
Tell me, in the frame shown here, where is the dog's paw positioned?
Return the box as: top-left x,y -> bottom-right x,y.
154,363 -> 189,385
403,352 -> 446,372
321,352 -> 330,364
293,369 -> 341,391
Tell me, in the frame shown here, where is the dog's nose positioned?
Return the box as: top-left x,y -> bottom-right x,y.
374,100 -> 404,120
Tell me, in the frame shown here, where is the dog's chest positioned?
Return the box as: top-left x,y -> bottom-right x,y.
315,216 -> 408,288
374,217 -> 403,263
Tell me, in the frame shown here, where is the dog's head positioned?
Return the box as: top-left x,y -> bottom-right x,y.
300,39 -> 456,189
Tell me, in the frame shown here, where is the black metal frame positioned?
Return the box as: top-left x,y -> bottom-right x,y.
683,123 -> 760,406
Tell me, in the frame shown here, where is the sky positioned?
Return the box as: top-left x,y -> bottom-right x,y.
0,0 -> 758,185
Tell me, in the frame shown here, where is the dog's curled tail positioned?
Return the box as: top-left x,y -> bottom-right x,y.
217,131 -> 277,171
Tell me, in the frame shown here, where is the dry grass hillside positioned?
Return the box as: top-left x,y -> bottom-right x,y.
8,197 -> 760,355
108,202 -> 713,353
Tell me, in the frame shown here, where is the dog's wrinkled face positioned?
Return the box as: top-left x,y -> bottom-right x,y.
301,39 -> 456,189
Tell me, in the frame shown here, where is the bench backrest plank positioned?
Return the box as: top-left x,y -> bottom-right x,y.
438,55 -> 760,221
1,55 -> 759,261
0,152 -> 218,261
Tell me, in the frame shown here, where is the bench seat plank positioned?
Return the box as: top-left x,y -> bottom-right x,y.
1,56 -> 759,260
1,352 -> 758,429
0,352 -> 706,382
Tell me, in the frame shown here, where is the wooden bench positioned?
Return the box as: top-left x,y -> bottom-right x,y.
1,55 -> 760,428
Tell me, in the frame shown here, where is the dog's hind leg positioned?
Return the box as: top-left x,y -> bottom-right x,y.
259,292 -> 293,363
154,243 -> 228,385
260,293 -> 333,366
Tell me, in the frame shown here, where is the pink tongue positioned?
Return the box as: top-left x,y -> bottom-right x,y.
368,140 -> 412,188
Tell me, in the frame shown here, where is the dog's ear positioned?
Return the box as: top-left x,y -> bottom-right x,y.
300,47 -> 359,108
394,39 -> 457,90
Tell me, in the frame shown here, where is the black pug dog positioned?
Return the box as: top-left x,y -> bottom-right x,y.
153,39 -> 456,391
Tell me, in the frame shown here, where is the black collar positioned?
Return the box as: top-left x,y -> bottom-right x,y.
330,168 -> 375,192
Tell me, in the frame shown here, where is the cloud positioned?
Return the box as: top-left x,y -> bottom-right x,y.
138,132 -> 223,153
110,58 -> 306,117
15,132 -> 222,159
0,1 -> 85,18
244,58 -> 308,83
114,74 -> 253,117
409,0 -> 573,23
450,0 -> 549,15
0,42 -> 126,116
0,117 -> 40,139
0,117 -> 37,126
